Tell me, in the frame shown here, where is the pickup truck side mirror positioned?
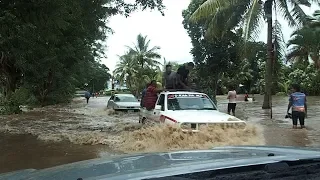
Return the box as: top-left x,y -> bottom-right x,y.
155,105 -> 161,110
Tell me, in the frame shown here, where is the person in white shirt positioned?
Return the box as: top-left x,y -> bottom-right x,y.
227,86 -> 237,116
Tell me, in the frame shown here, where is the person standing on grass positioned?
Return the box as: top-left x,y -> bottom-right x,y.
227,85 -> 237,116
84,90 -> 91,104
287,84 -> 307,129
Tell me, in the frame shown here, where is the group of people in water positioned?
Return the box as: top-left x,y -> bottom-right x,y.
143,62 -> 308,129
227,83 -> 307,129
84,60 -> 309,130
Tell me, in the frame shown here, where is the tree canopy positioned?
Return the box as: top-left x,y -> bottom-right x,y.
0,0 -> 165,114
114,34 -> 162,96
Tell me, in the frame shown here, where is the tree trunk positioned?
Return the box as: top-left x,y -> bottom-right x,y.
262,0 -> 273,110
210,72 -> 220,105
0,52 -> 20,98
39,70 -> 53,106
310,55 -> 320,69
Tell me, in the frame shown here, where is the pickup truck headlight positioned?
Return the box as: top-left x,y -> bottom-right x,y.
180,123 -> 190,129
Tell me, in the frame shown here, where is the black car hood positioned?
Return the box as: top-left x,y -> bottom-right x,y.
2,146 -> 320,180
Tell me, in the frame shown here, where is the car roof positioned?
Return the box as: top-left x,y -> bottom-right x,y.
160,91 -> 206,95
114,94 -> 134,97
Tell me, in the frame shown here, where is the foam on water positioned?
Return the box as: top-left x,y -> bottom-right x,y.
115,123 -> 264,153
0,97 -> 264,153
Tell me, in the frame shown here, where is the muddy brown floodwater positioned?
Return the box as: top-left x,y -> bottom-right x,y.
0,95 -> 319,174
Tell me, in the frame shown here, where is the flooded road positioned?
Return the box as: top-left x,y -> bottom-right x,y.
0,95 -> 319,173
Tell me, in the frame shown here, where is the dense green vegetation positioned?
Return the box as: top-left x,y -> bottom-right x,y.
0,0 -> 164,114
115,1 -> 320,105
187,0 -> 320,108
2,0 -> 319,114
113,34 -> 163,96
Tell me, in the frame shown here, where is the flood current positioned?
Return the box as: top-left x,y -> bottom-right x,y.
1,95 -> 319,173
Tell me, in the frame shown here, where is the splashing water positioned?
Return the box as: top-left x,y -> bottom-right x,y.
0,97 -> 264,154
114,123 -> 264,153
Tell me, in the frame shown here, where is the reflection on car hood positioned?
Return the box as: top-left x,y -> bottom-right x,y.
165,110 -> 242,123
2,146 -> 320,180
115,102 -> 140,107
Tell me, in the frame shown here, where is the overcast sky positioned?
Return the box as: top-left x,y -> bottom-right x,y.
103,0 -> 318,72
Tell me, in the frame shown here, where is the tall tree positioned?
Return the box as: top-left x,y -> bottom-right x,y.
182,0 -> 242,102
114,34 -> 163,96
189,0 -> 314,109
0,0 -> 165,112
287,10 -> 320,69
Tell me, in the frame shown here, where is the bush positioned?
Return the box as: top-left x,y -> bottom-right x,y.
0,88 -> 36,114
275,92 -> 287,96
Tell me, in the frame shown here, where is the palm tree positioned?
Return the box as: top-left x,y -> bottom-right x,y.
113,54 -> 139,89
189,0 -> 315,109
114,52 -> 163,96
126,33 -> 162,68
306,10 -> 320,29
287,25 -> 320,69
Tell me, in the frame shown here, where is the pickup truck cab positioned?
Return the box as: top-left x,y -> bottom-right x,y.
139,91 -> 246,131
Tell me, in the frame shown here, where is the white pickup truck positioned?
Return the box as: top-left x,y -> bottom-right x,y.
139,91 -> 246,132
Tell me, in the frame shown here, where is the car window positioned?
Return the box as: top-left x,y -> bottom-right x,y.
114,96 -> 121,102
116,95 -> 138,102
157,94 -> 165,111
167,94 -> 217,111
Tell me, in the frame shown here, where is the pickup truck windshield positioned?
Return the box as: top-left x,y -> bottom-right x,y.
167,94 -> 217,110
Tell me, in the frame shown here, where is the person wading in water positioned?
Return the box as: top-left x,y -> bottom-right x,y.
84,90 -> 91,104
227,85 -> 237,116
287,84 -> 307,129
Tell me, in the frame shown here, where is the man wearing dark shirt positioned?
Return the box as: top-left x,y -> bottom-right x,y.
162,64 -> 177,90
176,62 -> 194,90
162,64 -> 172,88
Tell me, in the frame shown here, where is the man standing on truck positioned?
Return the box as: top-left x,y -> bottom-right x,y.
162,64 -> 177,90
143,80 -> 162,110
176,62 -> 194,90
162,64 -> 172,88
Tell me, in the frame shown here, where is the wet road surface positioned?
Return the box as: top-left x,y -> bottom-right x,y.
1,95 -> 319,173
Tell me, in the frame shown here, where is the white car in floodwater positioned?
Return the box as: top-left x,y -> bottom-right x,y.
139,91 -> 246,131
107,94 -> 140,112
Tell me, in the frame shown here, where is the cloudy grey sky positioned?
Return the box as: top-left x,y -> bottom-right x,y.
103,0 -> 317,72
